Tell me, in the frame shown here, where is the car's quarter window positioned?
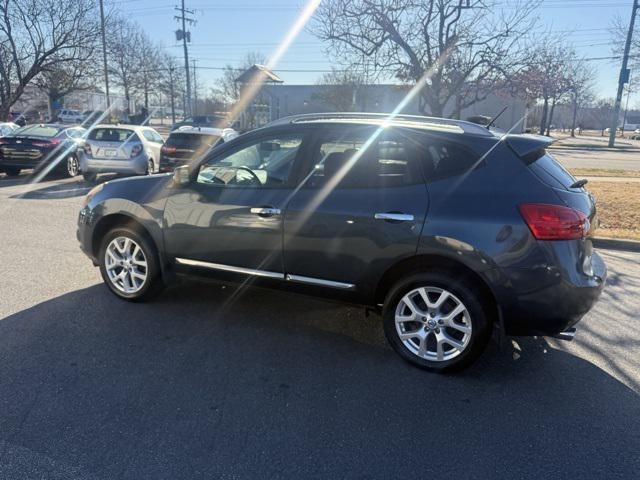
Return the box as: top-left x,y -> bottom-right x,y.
305,128 -> 422,188
197,134 -> 304,188
421,140 -> 482,181
142,129 -> 163,144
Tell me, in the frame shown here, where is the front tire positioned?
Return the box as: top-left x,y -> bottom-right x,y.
146,158 -> 155,175
383,271 -> 492,373
98,226 -> 163,301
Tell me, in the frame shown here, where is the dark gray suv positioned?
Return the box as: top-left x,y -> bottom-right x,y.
77,113 -> 606,371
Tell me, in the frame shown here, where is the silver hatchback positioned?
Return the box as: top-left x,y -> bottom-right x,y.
79,125 -> 164,182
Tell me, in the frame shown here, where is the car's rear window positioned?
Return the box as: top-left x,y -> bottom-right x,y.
14,125 -> 60,138
529,152 -> 579,190
167,133 -> 220,148
89,128 -> 138,142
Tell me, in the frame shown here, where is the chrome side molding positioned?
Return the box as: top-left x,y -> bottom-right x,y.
285,274 -> 355,290
174,258 -> 285,280
175,258 -> 356,290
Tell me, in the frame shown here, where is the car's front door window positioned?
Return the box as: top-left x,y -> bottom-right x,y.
197,135 -> 304,188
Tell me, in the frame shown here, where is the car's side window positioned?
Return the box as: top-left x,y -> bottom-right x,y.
151,131 -> 164,143
305,129 -> 422,189
142,130 -> 163,144
421,141 -> 482,181
197,134 -> 304,188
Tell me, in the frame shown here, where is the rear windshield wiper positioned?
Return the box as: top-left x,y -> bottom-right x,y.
570,178 -> 588,189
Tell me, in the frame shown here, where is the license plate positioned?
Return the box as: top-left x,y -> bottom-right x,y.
104,149 -> 117,157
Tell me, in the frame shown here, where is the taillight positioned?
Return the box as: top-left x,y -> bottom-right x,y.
161,144 -> 177,154
83,143 -> 92,156
0,139 -> 9,145
130,144 -> 143,157
32,138 -> 61,148
519,203 -> 590,240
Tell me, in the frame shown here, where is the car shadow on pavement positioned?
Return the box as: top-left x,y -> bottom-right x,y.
9,181 -> 92,199
0,282 -> 638,479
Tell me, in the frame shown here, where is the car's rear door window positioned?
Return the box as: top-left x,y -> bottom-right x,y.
305,127 -> 422,188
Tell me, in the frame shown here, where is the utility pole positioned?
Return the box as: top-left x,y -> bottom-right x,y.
192,59 -> 197,115
169,66 -> 176,124
174,1 -> 195,117
609,0 -> 638,147
99,0 -> 110,109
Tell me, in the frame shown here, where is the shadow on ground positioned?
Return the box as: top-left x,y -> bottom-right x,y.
0,281 -> 638,479
3,173 -> 125,199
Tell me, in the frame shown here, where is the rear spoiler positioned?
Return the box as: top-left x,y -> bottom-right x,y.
504,134 -> 556,164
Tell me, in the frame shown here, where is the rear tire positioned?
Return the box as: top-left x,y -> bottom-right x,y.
65,155 -> 79,177
98,226 -> 163,302
82,171 -> 97,183
3,167 -> 20,177
383,271 -> 492,373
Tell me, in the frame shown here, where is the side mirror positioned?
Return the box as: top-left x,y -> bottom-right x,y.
173,165 -> 190,186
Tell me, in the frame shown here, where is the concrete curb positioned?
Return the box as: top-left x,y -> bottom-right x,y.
593,237 -> 640,253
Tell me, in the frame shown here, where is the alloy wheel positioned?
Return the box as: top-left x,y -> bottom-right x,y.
394,286 -> 472,362
104,236 -> 148,294
67,156 -> 79,177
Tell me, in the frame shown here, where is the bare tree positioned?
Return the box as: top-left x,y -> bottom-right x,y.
105,16 -> 142,115
157,53 -> 185,122
311,0 -> 540,117
214,52 -> 266,104
312,68 -> 367,111
0,0 -> 98,119
590,98 -> 615,136
567,61 -> 596,137
513,38 -> 577,135
34,51 -> 97,120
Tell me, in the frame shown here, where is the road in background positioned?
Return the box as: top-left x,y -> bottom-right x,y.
551,135 -> 640,171
0,174 -> 639,479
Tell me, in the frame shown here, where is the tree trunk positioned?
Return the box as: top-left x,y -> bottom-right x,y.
48,94 -> 55,121
539,97 -> 549,136
545,98 -> 557,136
570,94 -> 579,137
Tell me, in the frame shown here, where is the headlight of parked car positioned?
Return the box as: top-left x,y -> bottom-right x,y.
82,183 -> 104,208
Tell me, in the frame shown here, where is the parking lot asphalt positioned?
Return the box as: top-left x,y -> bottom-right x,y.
0,173 -> 639,479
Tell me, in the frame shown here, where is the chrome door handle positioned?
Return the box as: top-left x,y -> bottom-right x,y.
250,207 -> 282,217
374,213 -> 414,222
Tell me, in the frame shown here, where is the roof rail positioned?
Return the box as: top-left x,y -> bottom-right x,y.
266,112 -> 493,136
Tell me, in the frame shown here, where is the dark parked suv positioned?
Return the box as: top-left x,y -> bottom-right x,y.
77,113 -> 606,371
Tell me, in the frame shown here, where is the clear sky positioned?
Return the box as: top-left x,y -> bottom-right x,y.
114,0 -> 638,105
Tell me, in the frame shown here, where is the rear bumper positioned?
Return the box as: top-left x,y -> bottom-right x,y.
496,250 -> 607,336
159,155 -> 189,173
80,153 -> 148,175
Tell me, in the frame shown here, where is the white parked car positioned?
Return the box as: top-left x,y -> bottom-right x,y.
0,122 -> 19,137
79,124 -> 164,182
58,109 -> 85,123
